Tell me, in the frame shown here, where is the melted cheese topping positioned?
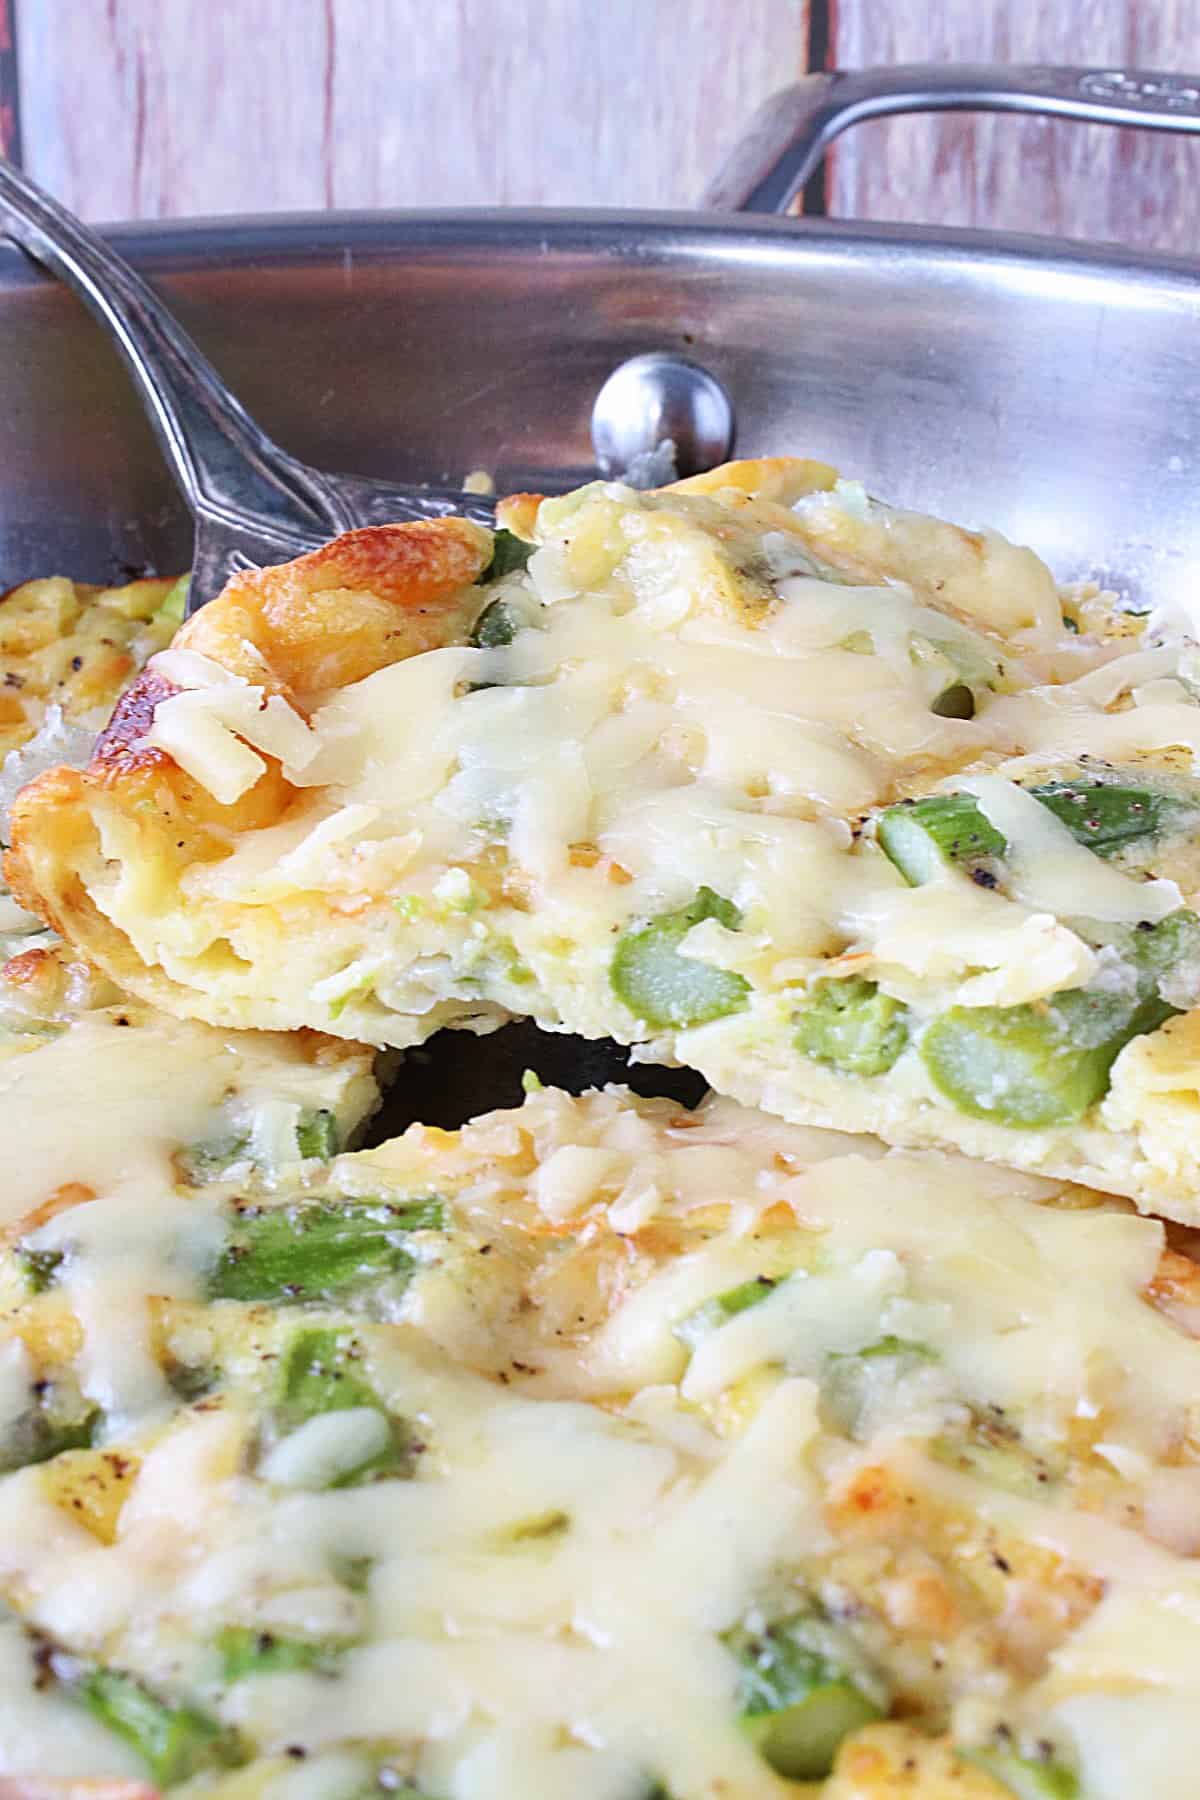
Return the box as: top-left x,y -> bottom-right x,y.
0,1011 -> 293,1222
0,989 -> 377,1441
960,775 -> 1181,923
2,1083 -> 1200,1794
7,523 -> 1200,1793
56,475 -> 1200,1216
0,998 -> 377,1205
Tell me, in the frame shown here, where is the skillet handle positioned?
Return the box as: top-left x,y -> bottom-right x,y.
704,63 -> 1200,214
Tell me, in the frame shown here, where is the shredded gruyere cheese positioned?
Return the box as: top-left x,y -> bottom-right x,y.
0,1074 -> 1199,1794
23,469 -> 1200,1217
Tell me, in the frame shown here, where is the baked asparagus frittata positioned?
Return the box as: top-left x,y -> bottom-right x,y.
14,462 -> 1200,1217
3,1079 -> 1200,1797
9,479 -> 1200,1798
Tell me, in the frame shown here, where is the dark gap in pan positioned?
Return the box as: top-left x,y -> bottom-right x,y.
363,1018 -> 709,1139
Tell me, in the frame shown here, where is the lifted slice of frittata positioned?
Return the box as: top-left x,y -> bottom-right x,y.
12,467 -> 1200,1217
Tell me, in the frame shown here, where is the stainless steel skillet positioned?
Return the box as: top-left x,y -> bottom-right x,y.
2,63 -> 1200,612
3,63 -> 1200,1125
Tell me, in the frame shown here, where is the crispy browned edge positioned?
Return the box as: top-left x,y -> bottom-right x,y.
5,466 -> 841,1027
495,454 -> 838,538
3,519 -> 493,1026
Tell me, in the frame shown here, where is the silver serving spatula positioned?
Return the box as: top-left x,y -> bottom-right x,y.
0,162 -> 734,613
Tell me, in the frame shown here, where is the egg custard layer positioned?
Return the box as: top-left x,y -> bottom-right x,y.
4,1077 -> 1200,1797
13,464 -> 1200,1218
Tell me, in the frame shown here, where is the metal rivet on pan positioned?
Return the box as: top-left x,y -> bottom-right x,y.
591,353 -> 735,484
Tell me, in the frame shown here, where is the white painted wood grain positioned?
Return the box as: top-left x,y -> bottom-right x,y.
17,0 -> 808,219
832,1 -> 1200,251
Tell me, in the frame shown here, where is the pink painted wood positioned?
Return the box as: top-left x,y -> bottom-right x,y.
0,0 -> 15,162
14,2 -> 1200,251
15,0 -> 808,219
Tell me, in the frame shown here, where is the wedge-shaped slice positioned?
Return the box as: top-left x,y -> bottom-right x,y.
15,472 -> 1200,1217
3,1082 -> 1200,1793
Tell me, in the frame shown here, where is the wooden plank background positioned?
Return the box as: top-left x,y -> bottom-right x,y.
13,0 -> 809,215
831,2 -> 1200,251
9,0 -> 1200,251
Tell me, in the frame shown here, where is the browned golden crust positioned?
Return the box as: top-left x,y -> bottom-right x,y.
93,670 -> 180,768
494,459 -> 839,540
5,752 -> 288,958
0,945 -> 80,1025
667,454 -> 838,504
4,518 -> 492,1020
0,947 -> 55,989
0,943 -> 118,1022
5,468 -> 851,1026
494,492 -> 542,539
827,1460 -> 1103,1684
177,518 -> 492,703
1,1182 -> 97,1249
